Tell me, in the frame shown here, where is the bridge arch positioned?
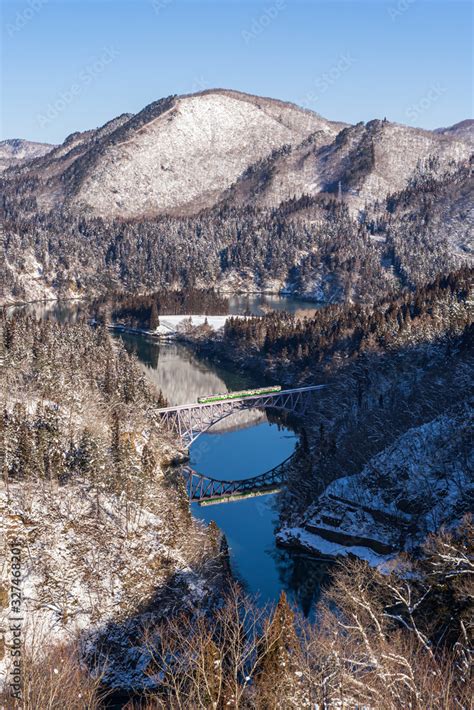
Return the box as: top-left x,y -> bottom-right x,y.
184,406 -> 260,444
183,452 -> 296,504
156,385 -> 324,447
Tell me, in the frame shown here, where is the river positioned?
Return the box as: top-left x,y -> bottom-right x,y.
21,294 -> 331,615
114,294 -> 331,616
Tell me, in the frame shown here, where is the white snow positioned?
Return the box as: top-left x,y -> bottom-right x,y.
155,313 -> 245,335
76,91 -> 330,218
277,527 -> 394,567
0,477 -> 221,691
280,403 -> 473,563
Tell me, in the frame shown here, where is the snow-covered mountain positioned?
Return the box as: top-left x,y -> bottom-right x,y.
435,119 -> 474,143
5,90 -> 342,217
223,118 -> 473,213
3,88 -> 472,218
0,138 -> 54,172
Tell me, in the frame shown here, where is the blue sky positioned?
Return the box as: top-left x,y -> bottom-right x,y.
1,0 -> 472,144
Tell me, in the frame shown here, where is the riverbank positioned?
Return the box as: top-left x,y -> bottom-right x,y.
1,309 -> 234,698
108,313 -> 248,339
1,290 -> 328,314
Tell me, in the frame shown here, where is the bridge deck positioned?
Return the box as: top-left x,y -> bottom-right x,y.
157,385 -> 325,413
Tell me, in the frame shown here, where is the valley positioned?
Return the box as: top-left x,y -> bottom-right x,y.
1,85 -> 472,708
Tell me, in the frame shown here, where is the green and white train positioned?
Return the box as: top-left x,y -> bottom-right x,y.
197,385 -> 281,404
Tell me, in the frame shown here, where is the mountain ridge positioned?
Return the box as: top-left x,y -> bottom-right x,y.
4,87 -> 471,219
0,138 -> 55,172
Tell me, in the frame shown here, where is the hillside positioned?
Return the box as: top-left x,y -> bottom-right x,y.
2,88 -> 472,220
222,119 -> 473,214
213,268 -> 473,560
0,89 -> 472,309
435,118 -> 474,143
278,403 -> 473,562
2,90 -> 341,218
0,139 -> 54,172
0,311 -> 229,693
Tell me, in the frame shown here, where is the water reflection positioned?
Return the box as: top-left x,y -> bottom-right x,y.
228,293 -> 322,317
27,295 -> 330,614
189,422 -> 332,613
116,334 -> 265,407
270,548 -> 333,617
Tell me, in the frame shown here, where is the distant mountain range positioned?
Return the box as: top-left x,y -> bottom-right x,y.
0,138 -> 54,172
2,89 -> 472,218
1,89 -> 472,305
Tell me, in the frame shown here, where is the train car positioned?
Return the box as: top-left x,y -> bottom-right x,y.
197,385 -> 281,404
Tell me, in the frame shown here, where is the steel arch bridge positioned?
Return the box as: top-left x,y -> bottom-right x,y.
156,385 -> 324,447
183,453 -> 294,504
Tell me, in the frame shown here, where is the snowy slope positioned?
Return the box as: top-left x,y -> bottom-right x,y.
0,476 -> 225,690
278,401 -> 474,561
3,89 -> 472,219
71,91 -> 337,217
224,119 -> 474,215
0,138 -> 54,172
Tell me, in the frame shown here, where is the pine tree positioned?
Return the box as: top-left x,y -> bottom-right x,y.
13,421 -> 35,480
34,403 -> 48,479
255,592 -> 301,708
43,406 -> 63,482
149,302 -> 160,331
1,409 -> 10,485
78,428 -> 99,478
110,410 -> 121,460
140,442 -> 156,482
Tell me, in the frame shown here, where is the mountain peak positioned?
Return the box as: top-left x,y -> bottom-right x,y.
0,138 -> 54,172
2,91 -> 472,218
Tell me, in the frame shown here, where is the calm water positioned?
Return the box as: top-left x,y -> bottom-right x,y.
190,423 -> 298,603
17,293 -> 322,321
24,294 -> 330,615
116,314 -> 330,615
227,293 -> 322,317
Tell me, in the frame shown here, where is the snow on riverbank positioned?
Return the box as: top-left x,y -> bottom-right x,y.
277,527 -> 394,567
156,314 -> 245,336
111,314 -> 247,338
279,402 -> 473,564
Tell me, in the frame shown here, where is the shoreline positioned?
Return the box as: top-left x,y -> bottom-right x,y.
1,290 -> 329,311
1,295 -> 86,310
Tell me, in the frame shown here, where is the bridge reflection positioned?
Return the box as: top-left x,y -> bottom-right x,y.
183,453 -> 295,505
